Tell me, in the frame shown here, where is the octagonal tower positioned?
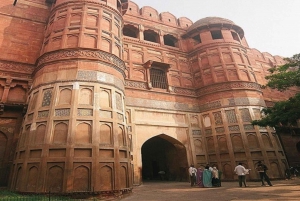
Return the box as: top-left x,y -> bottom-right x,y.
11,0 -> 132,194
183,17 -> 286,179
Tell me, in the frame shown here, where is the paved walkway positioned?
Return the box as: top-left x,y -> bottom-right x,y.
120,178 -> 300,201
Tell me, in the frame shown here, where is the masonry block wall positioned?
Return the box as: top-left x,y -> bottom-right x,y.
0,0 -> 49,188
0,0 -> 299,193
122,1 -> 298,184
1,0 -> 132,194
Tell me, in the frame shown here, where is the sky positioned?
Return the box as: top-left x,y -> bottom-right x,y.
131,0 -> 300,58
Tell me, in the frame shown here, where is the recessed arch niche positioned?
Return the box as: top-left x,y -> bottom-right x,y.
141,134 -> 188,182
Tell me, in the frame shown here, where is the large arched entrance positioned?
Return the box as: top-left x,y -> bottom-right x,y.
141,134 -> 189,181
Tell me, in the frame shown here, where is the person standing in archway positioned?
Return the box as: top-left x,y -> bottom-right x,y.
188,164 -> 197,187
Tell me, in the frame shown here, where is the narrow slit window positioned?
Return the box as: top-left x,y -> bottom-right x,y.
150,68 -> 167,89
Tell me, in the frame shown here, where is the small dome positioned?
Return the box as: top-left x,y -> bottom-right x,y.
187,17 -> 234,32
184,17 -> 244,39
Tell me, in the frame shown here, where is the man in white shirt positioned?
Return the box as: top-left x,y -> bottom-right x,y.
234,162 -> 249,187
188,164 -> 197,187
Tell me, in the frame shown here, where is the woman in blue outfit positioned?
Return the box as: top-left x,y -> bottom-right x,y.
203,165 -> 212,187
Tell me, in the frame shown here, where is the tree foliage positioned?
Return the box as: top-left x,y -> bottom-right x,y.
252,53 -> 300,127
252,93 -> 300,127
265,53 -> 300,90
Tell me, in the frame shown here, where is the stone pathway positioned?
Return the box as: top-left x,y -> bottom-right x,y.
120,178 -> 300,201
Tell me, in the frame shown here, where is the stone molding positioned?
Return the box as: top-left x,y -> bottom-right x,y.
77,70 -> 125,91
126,96 -> 265,113
0,71 -> 32,80
125,80 -> 261,97
125,80 -> 148,89
123,37 -> 184,52
188,41 -> 246,54
124,37 -> 162,47
196,81 -> 262,97
30,79 -> 125,94
125,97 -> 200,112
36,49 -> 127,78
0,60 -> 35,75
172,87 -> 197,96
29,70 -> 124,93
0,126 -> 15,134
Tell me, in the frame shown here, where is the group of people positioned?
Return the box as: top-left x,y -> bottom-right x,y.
234,161 -> 272,187
189,164 -> 221,188
189,161 -> 272,188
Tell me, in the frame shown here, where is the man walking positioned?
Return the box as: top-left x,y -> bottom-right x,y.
256,161 -> 272,186
189,164 -> 197,187
234,162 -> 248,187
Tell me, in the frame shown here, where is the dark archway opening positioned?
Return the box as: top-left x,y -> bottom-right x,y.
141,134 -> 188,182
296,141 -> 300,153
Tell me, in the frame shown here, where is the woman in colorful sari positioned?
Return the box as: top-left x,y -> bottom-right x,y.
196,167 -> 204,187
203,166 -> 212,187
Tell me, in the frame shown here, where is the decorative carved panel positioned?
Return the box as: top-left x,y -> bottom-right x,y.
225,110 -> 237,124
213,111 -> 223,125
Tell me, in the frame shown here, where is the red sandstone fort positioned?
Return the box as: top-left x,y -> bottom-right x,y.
0,0 -> 299,195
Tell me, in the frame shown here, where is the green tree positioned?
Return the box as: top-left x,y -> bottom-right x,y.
252,53 -> 300,127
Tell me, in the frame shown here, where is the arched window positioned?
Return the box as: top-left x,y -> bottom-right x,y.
144,30 -> 159,43
163,34 -> 178,47
123,24 -> 138,38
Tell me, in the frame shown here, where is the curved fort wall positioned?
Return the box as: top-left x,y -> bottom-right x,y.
10,0 -> 132,194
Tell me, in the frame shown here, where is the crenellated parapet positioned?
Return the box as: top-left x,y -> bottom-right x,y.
126,1 -> 193,29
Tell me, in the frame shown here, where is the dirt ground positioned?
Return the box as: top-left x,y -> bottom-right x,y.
120,178 -> 300,201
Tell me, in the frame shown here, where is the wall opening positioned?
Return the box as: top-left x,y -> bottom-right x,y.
211,30 -> 223,40
163,34 -> 178,47
296,141 -> 300,153
141,134 -> 188,182
231,31 -> 240,42
123,24 -> 138,38
192,34 -> 201,44
150,68 -> 167,89
144,30 -> 159,43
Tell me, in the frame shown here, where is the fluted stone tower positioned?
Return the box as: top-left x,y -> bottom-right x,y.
11,0 -> 132,194
182,17 -> 286,179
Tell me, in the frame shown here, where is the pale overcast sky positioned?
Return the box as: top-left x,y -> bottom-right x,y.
131,0 -> 300,58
